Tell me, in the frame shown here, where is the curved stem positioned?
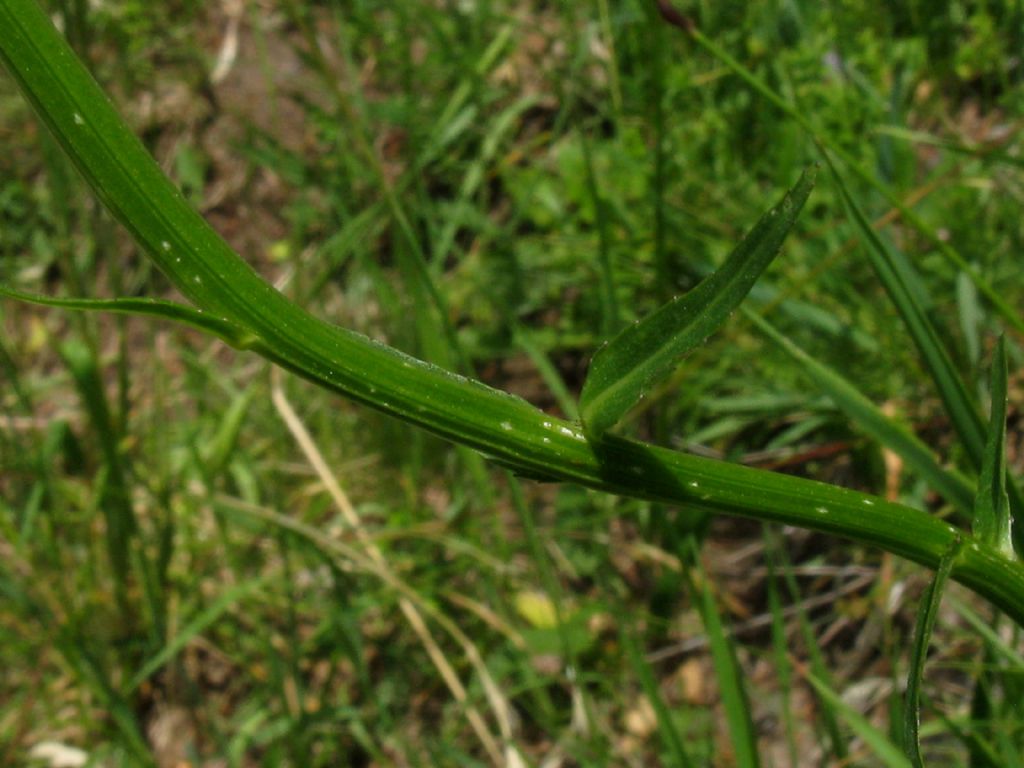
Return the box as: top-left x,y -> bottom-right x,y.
2,0 -> 1022,625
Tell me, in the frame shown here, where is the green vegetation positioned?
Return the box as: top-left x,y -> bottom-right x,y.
1,0 -> 1022,765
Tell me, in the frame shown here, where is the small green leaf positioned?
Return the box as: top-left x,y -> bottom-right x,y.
904,535 -> 962,767
0,285 -> 260,350
579,168 -> 814,439
973,337 -> 1012,556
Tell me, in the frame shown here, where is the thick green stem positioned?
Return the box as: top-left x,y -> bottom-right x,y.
2,0 -> 1022,624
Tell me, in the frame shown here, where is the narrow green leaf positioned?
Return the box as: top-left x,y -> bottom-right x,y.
622,628 -> 694,767
514,328 -> 580,421
127,576 -> 268,693
578,128 -> 621,337
822,154 -> 1024,552
580,168 -> 815,439
51,626 -> 152,761
0,285 -> 260,350
747,309 -> 975,515
974,338 -> 1012,556
59,339 -> 136,583
821,154 -> 986,467
765,540 -> 799,766
904,535 -> 963,767
956,272 -> 982,369
692,553 -> 760,768
804,672 -> 913,768
949,596 -> 1024,668
773,533 -> 848,759
202,389 -> 255,478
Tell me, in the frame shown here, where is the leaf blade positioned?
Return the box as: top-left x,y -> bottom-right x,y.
974,337 -> 1012,556
0,285 -> 259,350
822,153 -> 1024,553
692,551 -> 760,768
804,672 -> 913,768
821,153 -> 987,467
579,168 -> 815,439
904,536 -> 963,767
747,309 -> 976,515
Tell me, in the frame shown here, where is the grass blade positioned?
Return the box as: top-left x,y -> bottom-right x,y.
622,628 -> 694,767
949,596 -> 1024,668
513,329 -> 580,421
772,531 -> 848,760
53,626 -> 153,763
904,536 -> 963,766
973,337 -> 1012,556
804,672 -> 912,768
127,577 -> 268,693
690,549 -> 760,767
579,168 -> 815,439
820,154 -> 986,468
59,339 -> 136,586
747,309 -> 975,515
201,389 -> 255,479
822,155 -> 1024,550
578,127 -> 621,337
654,7 -> 1024,338
764,538 -> 798,766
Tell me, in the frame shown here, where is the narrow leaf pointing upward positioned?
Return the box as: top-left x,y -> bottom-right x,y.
580,168 -> 815,439
974,337 -> 1013,557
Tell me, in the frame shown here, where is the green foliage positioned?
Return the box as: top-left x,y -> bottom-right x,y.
974,337 -> 1012,555
904,536 -> 963,767
1,0 -> 1023,764
580,168 -> 814,439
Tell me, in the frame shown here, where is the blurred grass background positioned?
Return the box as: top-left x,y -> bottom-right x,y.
1,0 -> 1023,765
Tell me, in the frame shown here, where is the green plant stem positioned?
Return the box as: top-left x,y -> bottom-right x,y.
283,0 -> 468,372
2,0 -> 1023,625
